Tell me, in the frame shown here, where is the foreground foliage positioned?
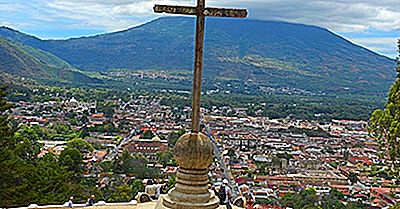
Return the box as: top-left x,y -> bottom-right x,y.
0,87 -> 149,207
369,40 -> 400,177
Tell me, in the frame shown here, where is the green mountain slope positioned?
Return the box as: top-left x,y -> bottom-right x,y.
0,17 -> 396,96
0,37 -> 102,85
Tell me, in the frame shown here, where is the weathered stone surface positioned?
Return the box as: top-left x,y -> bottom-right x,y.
153,5 -> 197,15
174,133 -> 213,170
203,8 -> 247,18
158,192 -> 220,209
153,5 -> 247,18
155,133 -> 219,209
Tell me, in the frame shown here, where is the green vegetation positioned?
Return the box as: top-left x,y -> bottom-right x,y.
281,188 -> 366,209
161,92 -> 385,121
3,72 -> 386,122
88,122 -> 118,134
0,87 -> 156,207
114,151 -> 160,179
157,150 -> 176,166
67,138 -> 94,153
0,85 -> 14,143
368,40 -> 400,177
140,130 -> 155,139
276,126 -> 332,138
0,37 -> 101,85
0,87 -> 86,207
166,129 -> 186,147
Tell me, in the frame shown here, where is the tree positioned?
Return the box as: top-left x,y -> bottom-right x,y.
281,188 -> 318,209
98,101 -> 117,118
157,150 -> 176,166
131,179 -> 144,197
67,138 -> 94,153
329,188 -> 345,200
99,161 -> 114,173
167,130 -> 186,147
59,147 -> 84,181
51,122 -> 72,135
114,151 -> 160,178
0,87 -> 91,207
0,148 -> 34,207
320,189 -> 346,209
79,126 -> 90,138
0,87 -> 32,207
13,125 -> 41,162
0,152 -> 82,207
108,185 -> 132,202
167,174 -> 176,191
227,148 -> 236,158
348,172 -> 359,184
271,156 -> 282,170
29,154 -> 79,205
114,150 -> 137,174
369,40 -> 400,177
141,130 -> 155,139
0,86 -> 14,148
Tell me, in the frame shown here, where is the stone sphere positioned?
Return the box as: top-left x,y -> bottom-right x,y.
174,132 -> 214,169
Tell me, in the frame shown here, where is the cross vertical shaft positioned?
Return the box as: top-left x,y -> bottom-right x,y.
191,0 -> 205,133
153,2 -> 247,208
154,1 -> 246,133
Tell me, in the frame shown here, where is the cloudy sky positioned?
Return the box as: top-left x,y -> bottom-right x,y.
0,0 -> 399,58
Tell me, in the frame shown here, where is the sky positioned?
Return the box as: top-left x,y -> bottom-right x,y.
0,0 -> 399,58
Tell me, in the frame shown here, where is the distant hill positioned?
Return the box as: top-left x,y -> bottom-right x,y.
0,37 -> 102,85
0,17 -> 396,95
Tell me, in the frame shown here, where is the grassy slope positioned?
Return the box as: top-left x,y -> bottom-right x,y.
0,37 -> 102,85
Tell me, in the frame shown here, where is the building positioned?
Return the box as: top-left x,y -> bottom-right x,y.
123,136 -> 168,161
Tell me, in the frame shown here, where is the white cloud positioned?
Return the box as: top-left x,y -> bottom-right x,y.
0,3 -> 20,12
28,0 -> 398,33
352,37 -> 398,45
350,37 -> 398,58
44,0 -> 194,30
3,0 -> 399,33
221,0 -> 400,32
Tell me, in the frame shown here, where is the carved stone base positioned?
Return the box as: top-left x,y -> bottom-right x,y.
155,167 -> 219,209
155,192 -> 220,209
155,132 -> 219,209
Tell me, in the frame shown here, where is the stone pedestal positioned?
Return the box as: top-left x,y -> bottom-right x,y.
155,133 -> 219,209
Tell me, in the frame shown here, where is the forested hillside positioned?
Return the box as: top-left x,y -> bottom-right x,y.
0,17 -> 395,96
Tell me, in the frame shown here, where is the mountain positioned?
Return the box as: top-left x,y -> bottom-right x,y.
0,37 -> 101,85
0,17 -> 396,96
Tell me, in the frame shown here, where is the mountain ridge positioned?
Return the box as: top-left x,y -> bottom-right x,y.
0,18 -> 393,61
0,19 -> 393,61
0,17 -> 396,96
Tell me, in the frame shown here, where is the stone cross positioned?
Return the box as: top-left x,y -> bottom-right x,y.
154,0 -> 247,133
153,2 -> 247,208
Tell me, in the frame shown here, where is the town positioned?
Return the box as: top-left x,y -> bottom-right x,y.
9,91 -> 397,208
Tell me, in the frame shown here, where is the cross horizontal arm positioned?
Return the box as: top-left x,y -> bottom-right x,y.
154,5 -> 248,18
154,5 -> 197,15
204,7 -> 247,18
